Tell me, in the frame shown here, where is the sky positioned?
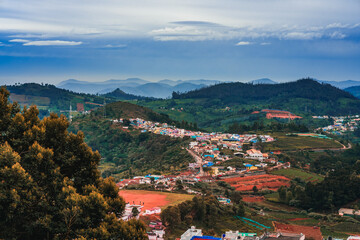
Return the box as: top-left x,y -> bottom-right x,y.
0,0 -> 360,85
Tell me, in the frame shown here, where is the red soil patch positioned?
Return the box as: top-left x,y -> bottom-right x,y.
273,222 -> 322,240
119,190 -> 170,211
242,195 -> 265,202
221,174 -> 290,191
288,218 -> 310,221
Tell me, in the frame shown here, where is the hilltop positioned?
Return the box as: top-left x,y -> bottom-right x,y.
138,78 -> 360,131
103,88 -> 146,100
4,83 -> 140,118
101,101 -> 173,122
69,103 -> 194,180
172,78 -> 360,115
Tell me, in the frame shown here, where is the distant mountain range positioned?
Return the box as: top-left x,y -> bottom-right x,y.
57,78 -> 360,98
57,78 -> 218,98
316,80 -> 360,89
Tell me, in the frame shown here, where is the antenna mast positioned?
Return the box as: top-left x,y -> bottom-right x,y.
69,102 -> 72,123
103,98 -> 106,118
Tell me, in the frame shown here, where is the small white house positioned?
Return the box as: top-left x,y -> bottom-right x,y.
143,207 -> 161,216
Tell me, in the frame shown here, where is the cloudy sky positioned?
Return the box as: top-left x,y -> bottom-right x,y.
0,0 -> 359,84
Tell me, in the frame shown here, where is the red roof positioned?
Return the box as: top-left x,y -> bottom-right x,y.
273,222 -> 322,240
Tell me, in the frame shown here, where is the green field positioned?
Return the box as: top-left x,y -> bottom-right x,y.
271,168 -> 324,182
263,133 -> 343,151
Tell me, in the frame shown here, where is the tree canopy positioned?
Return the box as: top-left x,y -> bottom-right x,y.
0,87 -> 147,239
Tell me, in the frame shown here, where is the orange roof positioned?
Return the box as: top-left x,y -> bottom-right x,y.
273,222 -> 322,240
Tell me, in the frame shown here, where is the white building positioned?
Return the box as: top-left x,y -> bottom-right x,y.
180,226 -> 203,240
148,229 -> 165,240
246,149 -> 264,161
121,203 -> 143,221
143,207 -> 161,216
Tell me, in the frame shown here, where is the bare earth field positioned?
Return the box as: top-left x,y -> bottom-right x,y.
222,174 -> 290,191
119,190 -> 194,211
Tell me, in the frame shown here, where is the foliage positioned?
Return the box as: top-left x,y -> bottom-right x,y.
228,121 -> 309,134
69,115 -> 194,180
140,79 -> 360,131
0,87 -> 147,239
173,78 -> 359,116
160,195 -> 245,231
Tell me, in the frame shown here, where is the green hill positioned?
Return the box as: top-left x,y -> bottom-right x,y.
138,79 -> 360,131
173,78 -> 359,115
103,88 -> 147,100
4,83 -> 141,118
69,102 -> 194,180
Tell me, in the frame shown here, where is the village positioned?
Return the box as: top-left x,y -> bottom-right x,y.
313,115 -> 360,135
112,118 -> 309,239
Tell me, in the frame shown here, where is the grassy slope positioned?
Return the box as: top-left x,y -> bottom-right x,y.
271,168 -> 324,182
263,133 -> 343,151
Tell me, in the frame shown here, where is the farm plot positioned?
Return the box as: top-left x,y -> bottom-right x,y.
222,174 -> 290,191
119,190 -> 193,211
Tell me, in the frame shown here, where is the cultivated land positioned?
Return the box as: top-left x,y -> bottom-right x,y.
119,190 -> 194,210
263,133 -> 343,151
221,174 -> 290,191
271,168 -> 324,182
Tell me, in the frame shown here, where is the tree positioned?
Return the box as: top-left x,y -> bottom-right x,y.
132,207 -> 140,218
176,179 -> 184,191
230,191 -> 243,204
0,87 -> 147,239
233,203 -> 245,216
160,206 -> 180,230
252,186 -> 259,193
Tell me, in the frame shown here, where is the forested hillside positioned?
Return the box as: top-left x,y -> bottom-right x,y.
173,78 -> 360,115
70,103 -> 195,180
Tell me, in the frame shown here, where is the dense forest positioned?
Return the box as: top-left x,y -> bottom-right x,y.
161,194 -> 245,237
0,87 -> 147,239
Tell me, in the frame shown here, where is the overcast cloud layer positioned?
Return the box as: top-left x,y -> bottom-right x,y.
0,0 -> 359,83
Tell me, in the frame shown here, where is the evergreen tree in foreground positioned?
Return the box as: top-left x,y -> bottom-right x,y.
0,87 -> 147,239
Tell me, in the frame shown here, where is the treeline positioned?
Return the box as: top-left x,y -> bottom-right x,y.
227,121 -> 309,134
161,195 -> 245,232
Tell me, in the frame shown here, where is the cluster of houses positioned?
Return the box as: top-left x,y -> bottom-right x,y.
112,117 -> 280,178
178,224 -> 322,240
316,115 -> 360,135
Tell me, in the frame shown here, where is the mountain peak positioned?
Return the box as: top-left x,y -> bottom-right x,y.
248,78 -> 277,84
